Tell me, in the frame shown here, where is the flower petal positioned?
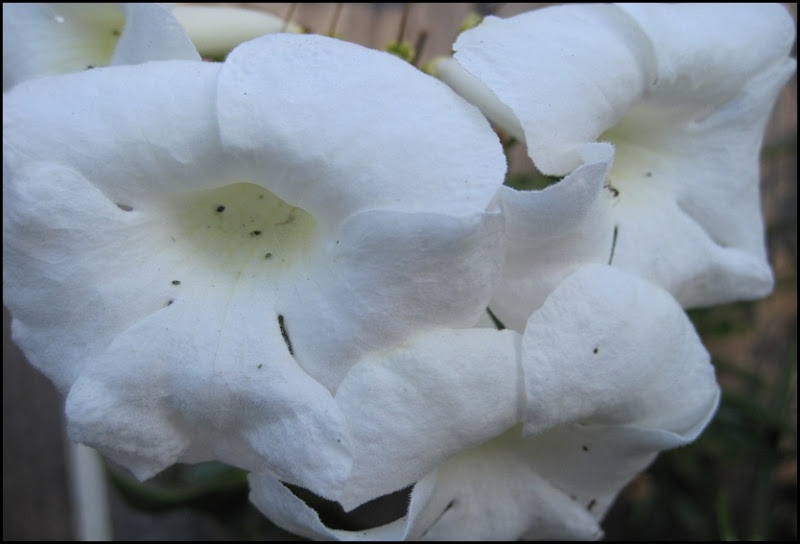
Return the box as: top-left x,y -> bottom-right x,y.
3,3 -> 124,89
446,3 -> 655,175
519,264 -> 720,515
171,5 -> 303,58
65,280 -> 352,490
3,60 -> 229,206
517,423 -> 692,521
432,56 -> 524,141
332,327 -> 522,510
111,3 -> 200,65
491,143 -> 612,331
402,431 -> 604,541
284,210 -> 505,390
217,33 -> 506,229
2,3 -> 198,91
616,3 -> 796,117
3,161 -> 155,392
523,264 -> 719,436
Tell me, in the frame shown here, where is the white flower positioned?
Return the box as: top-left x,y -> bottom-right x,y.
248,265 -> 720,540
2,33 -> 507,494
436,3 -> 797,331
2,3 -> 200,90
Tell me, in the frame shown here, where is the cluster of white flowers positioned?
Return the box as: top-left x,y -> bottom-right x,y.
3,3 -> 795,540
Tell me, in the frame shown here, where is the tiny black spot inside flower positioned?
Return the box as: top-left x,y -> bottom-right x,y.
251,230 -> 262,236
278,314 -> 293,355
582,445 -> 589,452
608,225 -> 619,265
112,29 -> 120,36
593,347 -> 599,354
645,171 -> 653,177
257,363 -> 263,369
265,253 -> 272,259
166,299 -> 174,306
87,65 -> 95,70
216,205 -> 225,212
587,499 -> 596,511
172,280 -> 181,285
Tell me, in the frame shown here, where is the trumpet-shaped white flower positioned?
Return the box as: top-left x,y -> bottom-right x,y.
3,33 -> 507,494
2,3 -> 200,91
248,265 -> 720,540
436,3 -> 796,330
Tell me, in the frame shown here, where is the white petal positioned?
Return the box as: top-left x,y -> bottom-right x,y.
523,264 -> 719,436
501,143 -> 613,253
3,161 -> 153,392
403,431 -> 603,541
3,3 -> 123,89
617,3 -> 796,116
218,33 -> 506,229
333,328 -> 522,510
65,282 -> 352,490
432,56 -> 524,141
518,423 -> 688,522
448,4 -> 655,175
111,3 -> 200,65
3,61 -> 229,206
519,264 -> 719,513
491,143 -> 613,331
284,210 -> 505,390
172,5 -> 302,58
2,3 -> 198,91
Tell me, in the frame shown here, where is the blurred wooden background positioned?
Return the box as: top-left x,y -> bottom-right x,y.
3,3 -> 796,540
